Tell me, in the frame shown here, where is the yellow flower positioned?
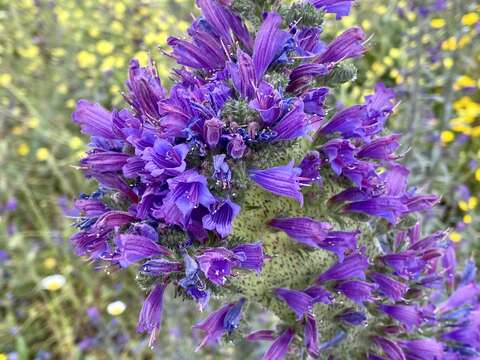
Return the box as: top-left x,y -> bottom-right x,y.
51,48 -> 66,58
371,62 -> 386,75
475,168 -> 480,182
389,48 -> 401,60
459,34 -> 472,48
0,73 -> 12,87
111,21 -> 124,34
430,18 -> 445,28
440,130 -> 455,144
458,200 -> 469,212
66,99 -> 76,108
89,27 -> 101,38
76,51 -> 97,68
57,83 -> 68,95
110,84 -> 120,95
449,231 -> 462,243
454,75 -> 476,91
469,197 -> 478,209
383,56 -> 393,67
26,117 -> 40,128
178,20 -> 190,32
464,214 -> 473,224
443,57 -> 453,69
19,45 -> 39,58
107,300 -> 126,316
36,147 -> 50,161
17,143 -> 30,156
406,11 -> 416,22
134,51 -> 149,66
96,40 -> 114,55
376,5 -> 387,15
43,257 -> 57,270
100,56 -> 116,72
442,37 -> 457,51
462,12 -> 479,26
11,126 -> 24,135
40,274 -> 66,291
69,136 -> 84,150
114,2 -> 126,15
361,20 -> 371,31
0,353 -> 7,360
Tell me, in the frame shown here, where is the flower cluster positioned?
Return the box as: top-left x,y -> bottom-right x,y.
70,0 -> 480,358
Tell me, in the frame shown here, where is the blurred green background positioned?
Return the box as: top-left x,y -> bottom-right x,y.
0,0 -> 479,359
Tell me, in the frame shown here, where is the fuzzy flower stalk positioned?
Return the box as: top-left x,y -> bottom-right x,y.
69,0 -> 480,358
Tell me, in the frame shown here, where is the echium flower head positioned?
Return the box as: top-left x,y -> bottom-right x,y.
68,0 -> 480,358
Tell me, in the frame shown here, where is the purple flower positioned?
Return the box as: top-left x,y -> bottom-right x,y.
250,161 -> 304,205
294,27 -> 325,57
304,315 -> 320,358
319,105 -> 367,137
81,151 -> 130,173
202,199 -> 241,238
212,154 -> 232,184
399,339 -> 444,360
227,134 -> 247,159
197,248 -> 235,285
223,298 -> 246,333
337,310 -> 367,325
94,211 -> 137,232
197,0 -> 252,50
137,282 -> 168,345
72,100 -> 116,139
141,259 -> 183,276
269,217 -> 332,248
287,63 -> 329,94
371,336 -> 406,360
308,0 -> 355,19
272,100 -> 310,142
253,12 -> 291,79
275,288 -> 316,319
302,87 -> 329,115
438,283 -> 480,314
369,272 -> 408,301
142,139 -> 189,178
345,197 -> 408,224
357,134 -> 401,160
334,280 -> 377,304
262,328 -> 294,360
246,330 -> 276,341
378,304 -> 422,330
158,171 -> 216,225
316,27 -> 366,64
113,234 -> 171,268
74,199 -> 107,217
231,243 -> 264,273
249,82 -> 284,124
316,253 -> 369,283
365,82 -> 396,125
299,150 -> 323,184
125,59 -> 165,121
193,301 -> 237,351
228,49 -> 257,99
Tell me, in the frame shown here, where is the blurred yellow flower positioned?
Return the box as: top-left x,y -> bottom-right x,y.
26,117 -> 40,128
40,274 -> 66,291
51,48 -> 66,58
389,48 -> 401,60
468,197 -> 478,209
0,73 -> 12,87
114,2 -> 126,15
458,200 -> 469,212
69,136 -> 84,150
442,57 -> 453,69
43,257 -> 57,270
134,51 -> 149,66
96,40 -> 115,55
458,34 -> 472,48
454,75 -> 476,91
0,353 -> 7,360
76,51 -> 97,68
462,12 -> 479,26
19,45 -> 39,58
440,130 -> 455,144
449,232 -> 462,243
383,56 -> 393,67
89,27 -> 101,38
442,37 -> 457,51
36,147 -> 50,161
57,83 -> 68,95
17,143 -> 30,156
107,300 -> 126,316
430,18 -> 445,28
11,126 -> 24,136
463,214 -> 473,224
111,21 -> 124,34
376,5 -> 387,15
476,168 -> 480,182
66,99 -> 76,108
